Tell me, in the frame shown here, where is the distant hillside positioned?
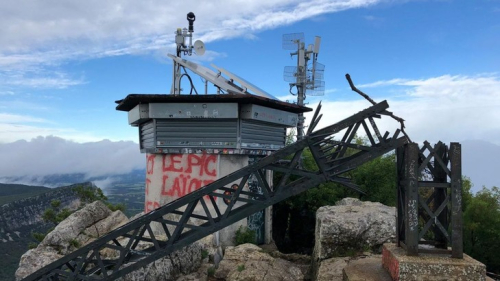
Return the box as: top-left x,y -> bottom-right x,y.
0,183 -> 85,281
1,169 -> 145,189
0,170 -> 147,218
0,183 -> 50,206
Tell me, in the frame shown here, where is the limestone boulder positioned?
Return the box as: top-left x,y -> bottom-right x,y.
15,247 -> 64,280
175,263 -> 212,281
16,201 -> 128,280
214,243 -> 304,281
117,242 -> 202,281
41,201 -> 118,254
16,201 -> 204,281
315,257 -> 349,281
313,198 -> 395,262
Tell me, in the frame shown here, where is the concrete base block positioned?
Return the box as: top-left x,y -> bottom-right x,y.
382,243 -> 486,281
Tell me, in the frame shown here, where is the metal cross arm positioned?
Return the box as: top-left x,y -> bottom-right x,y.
23,100 -> 408,281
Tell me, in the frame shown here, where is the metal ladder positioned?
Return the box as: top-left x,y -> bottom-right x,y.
23,100 -> 408,281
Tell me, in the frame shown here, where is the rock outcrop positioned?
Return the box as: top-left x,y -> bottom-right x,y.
41,200 -> 125,254
15,196 -> 400,281
214,243 -> 304,281
117,242 -> 202,281
15,201 -> 128,279
312,197 -> 395,280
313,197 -> 396,261
315,257 -> 350,281
16,200 -> 203,281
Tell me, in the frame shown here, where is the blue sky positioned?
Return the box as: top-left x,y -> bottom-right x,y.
0,0 -> 499,189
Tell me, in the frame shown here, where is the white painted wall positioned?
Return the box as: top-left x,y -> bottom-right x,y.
144,153 -> 254,246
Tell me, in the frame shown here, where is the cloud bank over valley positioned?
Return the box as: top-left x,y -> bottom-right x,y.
0,136 -> 144,187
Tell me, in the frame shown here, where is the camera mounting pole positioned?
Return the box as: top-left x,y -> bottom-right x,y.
171,12 -> 205,95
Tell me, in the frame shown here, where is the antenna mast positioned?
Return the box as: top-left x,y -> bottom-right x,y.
171,12 -> 205,95
283,33 -> 324,140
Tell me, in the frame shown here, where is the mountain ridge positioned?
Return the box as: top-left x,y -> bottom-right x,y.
0,183 -> 85,281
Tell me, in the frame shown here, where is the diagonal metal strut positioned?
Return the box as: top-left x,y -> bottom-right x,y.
23,100 -> 408,281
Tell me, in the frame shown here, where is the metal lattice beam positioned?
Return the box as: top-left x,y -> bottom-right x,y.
396,141 -> 463,257
23,100 -> 408,281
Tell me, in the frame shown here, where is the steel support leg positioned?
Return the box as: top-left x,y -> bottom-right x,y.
450,142 -> 463,258
404,143 -> 419,256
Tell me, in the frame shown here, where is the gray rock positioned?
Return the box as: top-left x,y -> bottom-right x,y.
15,247 -> 63,280
16,200 -> 203,281
16,201 -> 128,280
335,197 -> 363,206
315,257 -> 349,281
214,243 -> 304,281
313,198 -> 395,261
41,200 -> 112,254
80,210 -> 128,242
175,263 -> 212,281
343,255 -> 390,281
267,250 -> 311,279
118,242 -> 202,281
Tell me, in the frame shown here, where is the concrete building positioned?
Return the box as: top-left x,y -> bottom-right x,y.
116,93 -> 310,246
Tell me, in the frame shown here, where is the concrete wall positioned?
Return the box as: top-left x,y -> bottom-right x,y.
145,153 -> 219,211
144,153 -> 252,246
217,155 -> 249,246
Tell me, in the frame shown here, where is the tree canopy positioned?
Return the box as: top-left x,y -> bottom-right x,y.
463,183 -> 500,274
272,138 -> 500,274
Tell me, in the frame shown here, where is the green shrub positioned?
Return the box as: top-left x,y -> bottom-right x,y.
56,208 -> 72,223
106,202 -> 126,212
69,239 -> 80,248
201,249 -> 209,259
235,226 -> 256,245
27,185 -> 126,252
32,231 -> 46,243
42,208 -> 57,224
50,199 -> 61,209
73,185 -> 107,204
207,266 -> 216,277
237,264 -> 245,272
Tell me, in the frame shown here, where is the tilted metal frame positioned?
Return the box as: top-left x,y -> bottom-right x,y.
23,101 -> 408,281
396,141 -> 463,258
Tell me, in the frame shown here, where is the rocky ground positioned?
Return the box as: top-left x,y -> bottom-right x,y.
16,197 -> 396,281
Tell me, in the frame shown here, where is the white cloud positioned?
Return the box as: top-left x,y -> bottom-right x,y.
277,94 -> 298,102
0,0 -> 386,90
0,0 -> 384,70
358,78 -> 409,88
0,90 -> 14,95
0,69 -> 85,89
187,50 -> 228,63
324,88 -> 338,94
0,113 -> 48,124
0,99 -> 52,111
92,177 -> 118,190
0,136 -> 143,178
0,122 -> 111,144
306,74 -> 500,145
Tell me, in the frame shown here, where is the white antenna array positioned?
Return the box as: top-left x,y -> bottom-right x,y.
282,32 -> 325,140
